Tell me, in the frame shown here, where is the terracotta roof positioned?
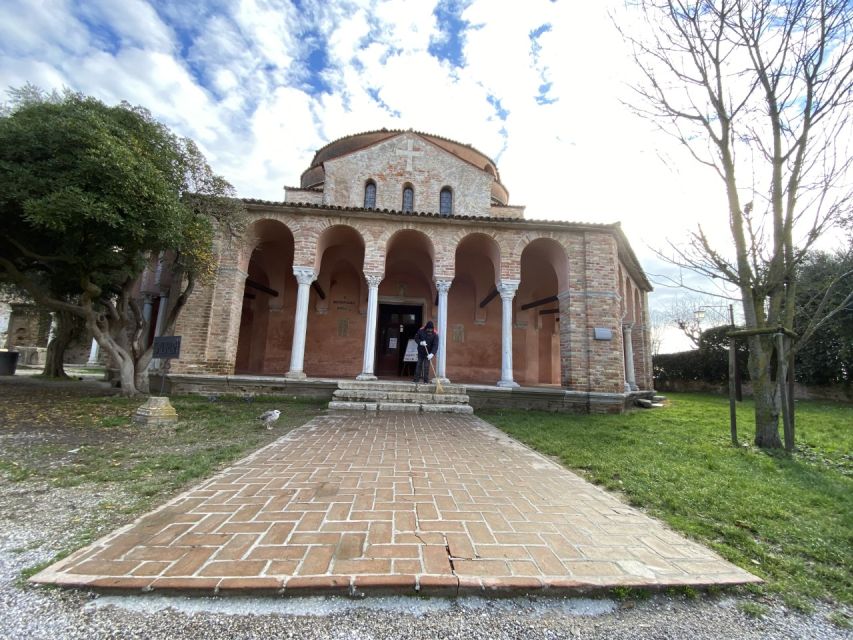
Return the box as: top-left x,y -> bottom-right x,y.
242,198 -> 611,228
282,185 -> 322,192
310,128 -> 500,169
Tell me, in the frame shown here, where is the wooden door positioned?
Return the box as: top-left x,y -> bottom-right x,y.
375,304 -> 422,376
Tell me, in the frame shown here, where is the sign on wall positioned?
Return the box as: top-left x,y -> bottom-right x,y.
152,336 -> 182,359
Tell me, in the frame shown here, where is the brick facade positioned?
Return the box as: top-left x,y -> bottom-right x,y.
170,130 -> 653,399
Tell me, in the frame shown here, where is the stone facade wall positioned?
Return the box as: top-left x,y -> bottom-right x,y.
5,304 -> 51,349
322,133 -> 493,217
170,204 -> 648,397
283,188 -> 323,205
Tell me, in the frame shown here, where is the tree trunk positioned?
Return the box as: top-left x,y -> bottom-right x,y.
134,349 -> 153,395
85,315 -> 141,397
42,310 -> 81,378
748,336 -> 783,448
117,355 -> 137,396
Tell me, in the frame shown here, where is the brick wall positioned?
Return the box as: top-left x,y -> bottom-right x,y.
322,133 -> 493,217
170,205 -> 649,394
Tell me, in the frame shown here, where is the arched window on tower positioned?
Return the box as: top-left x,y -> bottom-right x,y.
439,187 -> 453,216
364,180 -> 376,209
402,184 -> 414,212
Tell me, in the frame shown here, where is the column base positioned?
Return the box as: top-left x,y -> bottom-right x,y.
356,373 -> 378,381
432,377 -> 451,385
285,371 -> 307,380
496,379 -> 520,388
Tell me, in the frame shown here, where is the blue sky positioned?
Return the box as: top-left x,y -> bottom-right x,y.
0,0 -> 766,351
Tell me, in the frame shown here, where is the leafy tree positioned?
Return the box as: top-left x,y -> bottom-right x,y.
793,249 -> 853,385
620,0 -> 853,448
0,87 -> 244,395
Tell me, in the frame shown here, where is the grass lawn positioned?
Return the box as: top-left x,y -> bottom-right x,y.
480,393 -> 852,611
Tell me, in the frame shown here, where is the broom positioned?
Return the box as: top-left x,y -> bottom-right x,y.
428,353 -> 444,394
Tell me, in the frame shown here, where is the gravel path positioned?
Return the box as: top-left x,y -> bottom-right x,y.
1,477 -> 849,640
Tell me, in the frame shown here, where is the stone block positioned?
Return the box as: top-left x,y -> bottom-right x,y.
133,397 -> 178,426
328,401 -> 367,411
377,402 -> 421,412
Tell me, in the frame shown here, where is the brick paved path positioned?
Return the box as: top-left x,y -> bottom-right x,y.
32,413 -> 760,596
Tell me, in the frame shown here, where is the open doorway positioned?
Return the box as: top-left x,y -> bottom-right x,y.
375,303 -> 422,377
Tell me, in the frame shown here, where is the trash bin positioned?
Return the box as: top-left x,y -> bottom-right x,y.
0,351 -> 19,376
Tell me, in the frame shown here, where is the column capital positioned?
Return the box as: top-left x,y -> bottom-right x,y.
364,273 -> 384,288
292,266 -> 316,286
434,278 -> 453,294
497,279 -> 520,299
557,290 -> 571,302
622,322 -> 635,332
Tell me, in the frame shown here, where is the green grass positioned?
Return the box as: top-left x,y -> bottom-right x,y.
480,393 -> 853,610
39,394 -> 326,503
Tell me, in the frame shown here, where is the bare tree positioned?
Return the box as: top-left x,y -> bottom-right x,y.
620,0 -> 853,448
655,294 -> 734,347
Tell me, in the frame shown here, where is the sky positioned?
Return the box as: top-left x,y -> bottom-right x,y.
0,0 -> 811,352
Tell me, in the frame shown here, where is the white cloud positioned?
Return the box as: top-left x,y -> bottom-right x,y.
3,0 -> 845,355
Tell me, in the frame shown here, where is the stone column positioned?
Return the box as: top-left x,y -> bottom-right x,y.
286,267 -> 316,380
623,322 -> 637,391
497,279 -> 520,387
46,313 -> 56,345
151,295 -> 169,370
357,273 -> 383,381
435,278 -> 452,381
87,338 -> 100,365
142,297 -> 154,348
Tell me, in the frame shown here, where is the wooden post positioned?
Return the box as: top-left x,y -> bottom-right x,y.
788,350 -> 796,435
776,331 -> 794,452
728,336 -> 738,446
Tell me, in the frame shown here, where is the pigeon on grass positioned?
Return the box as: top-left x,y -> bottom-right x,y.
258,409 -> 281,429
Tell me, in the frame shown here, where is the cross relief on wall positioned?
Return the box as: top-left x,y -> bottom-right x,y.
395,139 -> 424,172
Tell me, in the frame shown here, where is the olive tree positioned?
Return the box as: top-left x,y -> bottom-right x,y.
0,88 -> 244,395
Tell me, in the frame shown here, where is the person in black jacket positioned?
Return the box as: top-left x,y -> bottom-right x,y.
413,320 -> 438,383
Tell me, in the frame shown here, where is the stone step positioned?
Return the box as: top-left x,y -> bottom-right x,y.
328,401 -> 473,414
333,389 -> 469,404
338,380 -> 466,395
636,398 -> 666,409
329,380 -> 473,414
652,395 -> 667,403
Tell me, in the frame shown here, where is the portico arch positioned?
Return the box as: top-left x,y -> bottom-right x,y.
517,237 -> 568,385
303,225 -> 366,377
449,233 -> 502,383
235,219 -> 296,374
374,229 -> 435,377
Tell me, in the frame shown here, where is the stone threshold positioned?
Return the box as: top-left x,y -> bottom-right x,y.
163,373 -> 654,413
31,570 -> 759,598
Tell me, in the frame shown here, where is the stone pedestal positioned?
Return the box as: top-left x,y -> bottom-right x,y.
133,396 -> 178,426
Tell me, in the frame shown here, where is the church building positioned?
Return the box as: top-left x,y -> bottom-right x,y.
168,129 -> 653,410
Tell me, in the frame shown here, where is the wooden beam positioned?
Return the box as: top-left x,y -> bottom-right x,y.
243,292 -> 256,300
245,279 -> 278,297
729,326 -> 796,339
479,288 -> 499,308
521,295 -> 558,311
312,281 -> 326,300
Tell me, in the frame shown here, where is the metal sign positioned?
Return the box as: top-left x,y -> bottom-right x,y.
152,336 -> 182,360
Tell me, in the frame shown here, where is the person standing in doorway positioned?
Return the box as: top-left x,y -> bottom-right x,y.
413,321 -> 438,383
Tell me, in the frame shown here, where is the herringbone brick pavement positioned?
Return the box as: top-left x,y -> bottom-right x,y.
32,413 -> 760,595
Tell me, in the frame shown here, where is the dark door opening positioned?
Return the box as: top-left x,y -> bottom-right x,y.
375,304 -> 422,377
